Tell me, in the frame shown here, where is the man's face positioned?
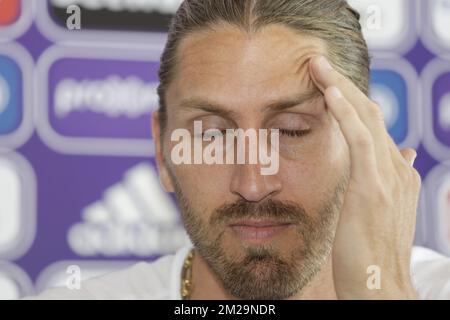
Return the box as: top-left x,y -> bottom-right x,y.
155,24 -> 350,299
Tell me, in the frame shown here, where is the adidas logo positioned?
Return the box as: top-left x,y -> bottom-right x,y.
67,163 -> 191,257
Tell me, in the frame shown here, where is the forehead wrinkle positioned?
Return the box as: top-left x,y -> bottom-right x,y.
177,27 -> 249,67
176,97 -> 240,121
169,25 -> 328,117
293,52 -> 321,92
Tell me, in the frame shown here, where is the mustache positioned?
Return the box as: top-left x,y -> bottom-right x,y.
210,198 -> 312,227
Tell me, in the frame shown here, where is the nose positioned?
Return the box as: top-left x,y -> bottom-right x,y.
230,163 -> 282,202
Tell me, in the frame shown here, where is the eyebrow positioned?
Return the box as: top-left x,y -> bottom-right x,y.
177,98 -> 240,119
177,88 -> 322,117
262,89 -> 322,113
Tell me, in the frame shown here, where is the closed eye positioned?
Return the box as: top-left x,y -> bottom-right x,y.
279,129 -> 311,138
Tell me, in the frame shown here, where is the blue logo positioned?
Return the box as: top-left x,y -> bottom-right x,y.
0,54 -> 22,135
370,69 -> 409,145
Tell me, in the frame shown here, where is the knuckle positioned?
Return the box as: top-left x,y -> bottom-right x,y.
368,101 -> 385,122
354,130 -> 373,149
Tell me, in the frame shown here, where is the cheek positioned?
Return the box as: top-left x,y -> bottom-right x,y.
170,163 -> 232,216
278,119 -> 348,212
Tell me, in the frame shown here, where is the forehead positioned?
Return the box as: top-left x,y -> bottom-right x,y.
166,24 -> 327,111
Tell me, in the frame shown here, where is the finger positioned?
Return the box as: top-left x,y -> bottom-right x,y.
325,86 -> 378,181
309,55 -> 395,176
310,56 -> 368,104
399,148 -> 417,167
309,56 -> 389,144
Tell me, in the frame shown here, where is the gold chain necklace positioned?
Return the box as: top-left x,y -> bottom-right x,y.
180,249 -> 195,300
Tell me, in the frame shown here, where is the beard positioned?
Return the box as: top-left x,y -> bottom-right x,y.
170,171 -> 348,300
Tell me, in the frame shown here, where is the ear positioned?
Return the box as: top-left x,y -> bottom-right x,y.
152,111 -> 175,193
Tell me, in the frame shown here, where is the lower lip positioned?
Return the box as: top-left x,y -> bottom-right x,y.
229,224 -> 292,243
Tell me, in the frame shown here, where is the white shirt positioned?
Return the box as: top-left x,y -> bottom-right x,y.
26,245 -> 450,300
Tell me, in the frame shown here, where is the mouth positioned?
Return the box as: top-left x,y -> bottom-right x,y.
228,219 -> 294,244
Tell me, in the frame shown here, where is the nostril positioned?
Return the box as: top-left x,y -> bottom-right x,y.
230,164 -> 282,202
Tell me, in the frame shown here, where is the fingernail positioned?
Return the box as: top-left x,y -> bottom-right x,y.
317,56 -> 333,72
328,86 -> 342,99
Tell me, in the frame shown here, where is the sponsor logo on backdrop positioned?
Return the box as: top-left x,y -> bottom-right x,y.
0,262 -> 34,299
370,84 -> 400,133
50,0 -> 183,16
347,0 -> 416,53
67,163 -> 190,257
422,0 -> 450,53
439,93 -> 450,131
0,152 -> 36,260
0,0 -> 20,26
54,76 -> 157,119
0,0 -> 33,39
0,56 -> 22,136
422,59 -> 450,161
36,46 -> 161,156
0,45 -> 33,149
425,164 -> 450,255
0,75 -> 10,115
36,0 -> 182,44
0,273 -> 22,300
369,58 -> 421,148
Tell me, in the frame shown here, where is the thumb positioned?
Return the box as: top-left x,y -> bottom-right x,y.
400,148 -> 417,167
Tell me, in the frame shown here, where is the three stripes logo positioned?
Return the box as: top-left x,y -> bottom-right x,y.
67,163 -> 190,257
